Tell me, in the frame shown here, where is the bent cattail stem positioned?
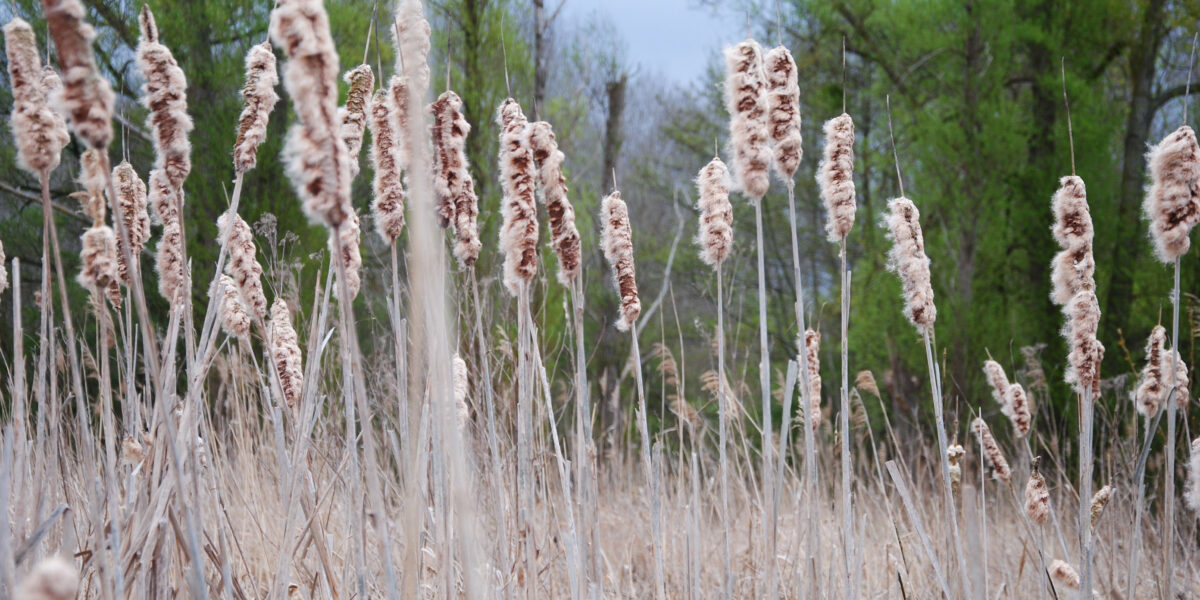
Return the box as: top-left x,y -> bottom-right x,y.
15,555 -> 79,600
1144,125 -> 1200,263
42,0 -> 115,150
601,191 -> 640,331
234,41 -> 280,173
1049,175 -> 1094,306
1049,559 -> 1081,590
331,214 -> 362,301
884,197 -> 936,332
137,5 -> 192,192
723,39 -> 771,199
971,417 -> 1011,482
1089,484 -> 1113,528
947,443 -> 965,496
5,17 -> 70,175
496,98 -> 539,294
1186,438 -> 1200,513
155,220 -> 187,304
268,297 -> 304,409
217,212 -> 267,323
111,161 -> 151,284
526,120 -> 580,284
695,155 -> 734,267
818,113 -> 855,241
1025,467 -> 1050,526
804,329 -> 822,429
339,64 -> 374,177
764,44 -> 802,181
271,0 -> 353,228
368,87 -> 406,243
216,275 -> 250,339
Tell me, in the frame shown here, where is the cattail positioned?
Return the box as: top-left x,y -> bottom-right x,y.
368,87 -> 406,244
855,370 -> 880,397
431,91 -> 482,267
155,220 -> 187,304
947,443 -> 965,495
527,120 -> 581,284
111,161 -> 150,284
77,225 -> 120,306
885,197 -> 936,332
268,297 -> 303,409
389,75 -> 412,170
818,113 -> 856,241
764,45 -> 802,181
982,359 -> 1010,405
1004,382 -> 1033,437
1136,325 -> 1168,417
217,212 -> 267,323
804,329 -> 822,429
394,0 -> 431,104
77,148 -> 107,225
695,155 -> 734,267
15,555 -> 79,600
1064,287 -> 1104,397
723,39 -> 771,199
147,169 -> 181,227
271,0 -> 353,228
971,417 -> 1011,482
1049,175 -> 1094,305
1049,559 -> 1080,590
137,6 -> 192,192
601,191 -> 640,331
1089,484 -> 1113,528
453,352 -> 470,428
339,64 -> 373,177
1186,438 -> 1200,513
5,17 -> 70,175
1025,468 -> 1050,525
330,212 -> 362,300
0,240 -> 7,294
496,98 -> 539,294
42,0 -> 114,150
216,275 -> 250,339
233,41 -> 280,173
1144,125 -> 1200,263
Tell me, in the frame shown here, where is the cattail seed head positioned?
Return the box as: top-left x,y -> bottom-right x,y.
1049,175 -> 1094,305
855,370 -> 880,397
147,168 -> 181,227
1144,125 -> 1200,263
453,352 -> 470,428
155,219 -> 187,304
217,212 -> 267,323
884,197 -> 936,332
1064,287 -> 1104,398
216,275 -> 250,339
394,0 -> 431,103
527,120 -> 581,284
764,45 -> 802,181
137,6 -> 192,192
947,443 -> 965,495
982,359 -> 1010,405
1004,382 -> 1032,437
330,213 -> 362,300
1089,484 -> 1113,528
1025,469 -> 1049,525
78,225 -> 120,306
723,39 -> 771,199
368,87 -> 406,243
1136,325 -> 1169,417
804,329 -> 822,429
818,113 -> 856,241
339,64 -> 373,178
42,0 -> 114,150
111,161 -> 150,284
496,98 -> 539,294
271,0 -> 354,228
431,91 -> 482,267
268,297 -> 303,409
1049,559 -> 1080,590
971,417 -> 1011,482
695,155 -> 734,267
1186,438 -> 1200,513
16,555 -> 79,600
5,17 -> 70,175
78,148 -> 107,225
601,191 -> 640,331
234,42 -> 280,173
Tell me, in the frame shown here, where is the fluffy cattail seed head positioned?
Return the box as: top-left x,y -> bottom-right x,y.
1004,383 -> 1033,437
5,17 -> 70,175
16,555 -> 79,600
1064,287 -> 1104,398
818,113 -> 856,241
431,91 -> 482,267
885,197 -> 936,332
155,220 -> 187,304
234,42 -> 280,173
496,98 -> 539,294
695,155 -> 734,267
1049,559 -> 1080,591
111,161 -> 150,284
394,0 -> 431,102
1144,125 -> 1200,263
1049,175 -> 1095,305
723,39 -> 771,199
368,87 -> 406,243
78,225 -> 120,306
601,191 -> 640,331
764,45 -> 802,181
971,417 -> 1011,482
330,214 -> 362,301
1089,484 -> 1113,528
527,120 -> 581,284
983,360 -> 1010,405
804,329 -> 822,429
947,443 -> 965,495
137,5 -> 192,192
42,0 -> 115,150
339,64 -> 373,177
77,148 -> 107,225
268,298 -> 304,409
217,212 -> 267,323
453,352 -> 469,428
1186,438 -> 1200,514
1134,324 -> 1189,417
216,275 -> 250,339
1025,468 -> 1049,525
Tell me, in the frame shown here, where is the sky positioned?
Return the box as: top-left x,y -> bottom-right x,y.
559,0 -> 739,85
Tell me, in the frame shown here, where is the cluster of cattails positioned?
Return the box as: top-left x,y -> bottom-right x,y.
233,42 -> 279,174
268,298 -> 304,409
111,161 -> 151,284
818,113 -> 856,242
1134,324 -> 1189,417
1143,125 -> 1200,262
764,45 -> 802,182
885,197 -> 935,333
1049,559 -> 1081,590
601,192 -> 640,331
1187,438 -> 1200,513
804,329 -> 822,428
1089,484 -> 1113,527
339,64 -> 373,177
4,17 -> 69,176
695,155 -> 734,266
527,121 -> 581,284
1050,176 -> 1103,396
43,0 -> 114,151
496,99 -> 540,294
971,417 -> 1011,482
723,40 -> 771,199
368,83 -> 406,243
1025,465 -> 1050,525
217,213 -> 268,324
981,360 -> 1032,436
431,91 -> 482,267
15,555 -> 79,600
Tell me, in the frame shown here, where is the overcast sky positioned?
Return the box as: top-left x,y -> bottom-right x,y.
560,0 -> 739,85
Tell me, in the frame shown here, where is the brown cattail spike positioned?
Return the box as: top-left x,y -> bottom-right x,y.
818,113 -> 855,241
1089,484 -> 1113,528
78,225 -> 120,307
339,64 -> 374,178
723,39 -> 771,199
331,213 -> 362,301
695,156 -> 734,267
804,329 -> 822,429
601,191 -> 640,331
764,44 -> 802,181
368,87 -> 406,243
5,17 -> 70,175
0,241 -> 7,295
1049,175 -> 1095,305
233,42 -> 279,173
885,197 -> 936,332
1049,559 -> 1080,591
1025,467 -> 1050,526
1135,325 -> 1189,417
268,297 -> 304,409
137,5 -> 193,192
217,212 -> 268,323
1144,126 -> 1200,263
527,120 -> 581,284
42,0 -> 115,150
971,417 -> 1011,482
111,161 -> 151,284
216,275 -> 251,339
496,98 -> 539,295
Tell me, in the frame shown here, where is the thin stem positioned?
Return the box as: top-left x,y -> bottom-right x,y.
1061,58 -> 1075,176
885,95 -> 904,198
472,269 -> 512,600
716,262 -> 733,599
923,330 -> 971,597
755,198 -> 777,600
838,241 -> 854,600
630,327 -> 665,600
516,285 -> 536,600
1164,257 -> 1182,599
